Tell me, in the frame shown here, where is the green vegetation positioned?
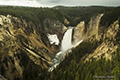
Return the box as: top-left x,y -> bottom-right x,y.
0,6 -> 120,80
54,6 -> 113,26
23,61 -> 49,80
50,28 -> 120,80
0,6 -> 65,27
50,41 -> 120,80
100,6 -> 120,27
0,6 -> 117,27
1,6 -> 119,27
54,6 -> 120,27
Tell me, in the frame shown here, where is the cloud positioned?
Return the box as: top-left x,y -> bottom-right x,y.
0,0 -> 44,7
0,0 -> 120,7
55,0 -> 120,6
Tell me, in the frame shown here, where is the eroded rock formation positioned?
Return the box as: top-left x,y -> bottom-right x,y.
0,13 -> 119,80
73,14 -> 103,44
84,20 -> 119,62
0,14 -> 67,80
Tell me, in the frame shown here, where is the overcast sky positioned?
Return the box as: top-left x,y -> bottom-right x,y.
0,0 -> 120,7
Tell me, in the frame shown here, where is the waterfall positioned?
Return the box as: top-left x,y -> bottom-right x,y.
48,28 -> 83,72
61,28 -> 73,51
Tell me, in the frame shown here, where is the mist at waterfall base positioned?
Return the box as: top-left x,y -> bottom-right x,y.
48,28 -> 83,72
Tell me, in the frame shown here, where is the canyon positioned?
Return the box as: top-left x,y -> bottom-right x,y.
0,6 -> 120,80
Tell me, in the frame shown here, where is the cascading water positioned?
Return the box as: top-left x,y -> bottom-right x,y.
61,28 -> 73,51
48,28 -> 83,72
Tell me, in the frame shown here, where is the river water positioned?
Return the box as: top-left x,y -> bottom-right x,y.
48,28 -> 83,72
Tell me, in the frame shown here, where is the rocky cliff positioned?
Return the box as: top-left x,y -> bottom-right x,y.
84,20 -> 119,62
73,14 -> 103,44
73,14 -> 119,62
0,14 -> 67,80
43,18 -> 67,41
0,12 -> 119,80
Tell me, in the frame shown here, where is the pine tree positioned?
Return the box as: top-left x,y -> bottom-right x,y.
112,66 -> 120,80
85,72 -> 92,80
75,71 -> 79,80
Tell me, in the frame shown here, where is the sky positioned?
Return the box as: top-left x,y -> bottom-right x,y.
0,0 -> 120,7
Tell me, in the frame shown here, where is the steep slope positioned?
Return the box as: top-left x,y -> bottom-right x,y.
0,14 -> 67,80
50,7 -> 120,80
85,20 -> 119,62
73,14 -> 103,44
0,6 -> 120,80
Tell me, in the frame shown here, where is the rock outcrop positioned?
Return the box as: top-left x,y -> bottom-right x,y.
85,14 -> 103,39
0,14 -> 66,80
84,20 -> 119,62
73,14 -> 119,62
43,18 -> 67,41
73,14 -> 103,44
73,21 -> 85,44
0,75 -> 7,80
0,12 -> 119,80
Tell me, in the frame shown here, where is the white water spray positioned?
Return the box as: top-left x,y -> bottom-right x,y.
48,28 -> 83,72
47,34 -> 59,45
61,28 -> 73,51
